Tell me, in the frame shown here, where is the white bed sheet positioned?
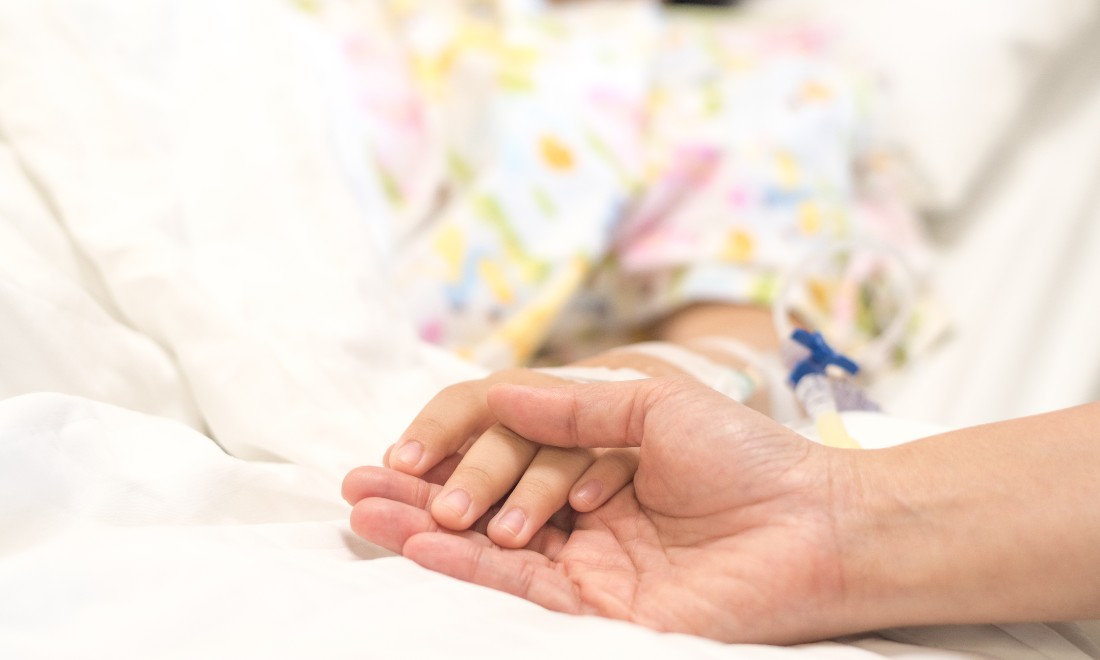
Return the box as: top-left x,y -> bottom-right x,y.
0,1 -> 1098,657
4,393 -> 1094,660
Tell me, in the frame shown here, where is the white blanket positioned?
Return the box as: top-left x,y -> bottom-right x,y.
0,1 -> 1096,657
4,393 -> 1095,659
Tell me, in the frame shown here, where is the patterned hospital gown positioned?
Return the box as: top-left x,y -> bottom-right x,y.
293,0 -> 930,370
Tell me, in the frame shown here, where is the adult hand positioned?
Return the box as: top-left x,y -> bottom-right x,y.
379,347 -> 715,548
346,377 -> 859,644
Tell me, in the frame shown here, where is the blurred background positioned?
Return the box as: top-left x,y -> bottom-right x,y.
2,0 -> 1099,431
661,0 -> 1100,428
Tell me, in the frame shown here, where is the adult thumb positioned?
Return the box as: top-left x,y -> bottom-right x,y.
486,377 -> 688,450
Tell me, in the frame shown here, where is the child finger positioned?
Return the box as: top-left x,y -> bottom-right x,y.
419,453 -> 465,486
429,423 -> 540,531
386,369 -> 570,476
568,448 -> 640,512
487,445 -> 597,548
386,379 -> 495,476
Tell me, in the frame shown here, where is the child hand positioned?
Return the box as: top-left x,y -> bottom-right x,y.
380,341 -> 753,548
382,367 -> 643,549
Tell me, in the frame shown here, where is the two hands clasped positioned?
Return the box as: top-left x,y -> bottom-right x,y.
369,366 -> 645,549
344,374 -> 838,644
343,369 -> 1100,645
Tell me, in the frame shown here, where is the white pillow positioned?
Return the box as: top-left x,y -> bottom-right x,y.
744,0 -> 1100,213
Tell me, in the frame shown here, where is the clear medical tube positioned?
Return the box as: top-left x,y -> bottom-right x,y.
771,240 -> 918,448
793,373 -> 860,449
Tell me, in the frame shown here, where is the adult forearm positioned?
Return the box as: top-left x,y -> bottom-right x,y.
838,402 -> 1100,630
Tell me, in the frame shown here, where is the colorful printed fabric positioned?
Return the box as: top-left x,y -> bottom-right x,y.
292,0 -> 932,370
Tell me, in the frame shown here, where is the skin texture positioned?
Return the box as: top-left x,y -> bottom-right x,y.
381,366 -> 646,548
381,304 -> 777,548
346,377 -> 856,643
346,379 -> 1100,643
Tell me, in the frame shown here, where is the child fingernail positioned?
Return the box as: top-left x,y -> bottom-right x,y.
439,489 -> 471,518
394,441 -> 423,467
495,508 -> 526,536
574,480 -> 603,506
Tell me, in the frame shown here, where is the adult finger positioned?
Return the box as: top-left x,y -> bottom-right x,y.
486,377 -> 694,450
350,497 -> 441,554
402,533 -> 585,615
351,497 -> 496,554
341,464 -> 499,533
343,465 -> 440,508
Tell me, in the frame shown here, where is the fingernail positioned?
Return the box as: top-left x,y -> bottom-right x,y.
394,441 -> 423,468
495,508 -> 526,536
439,489 -> 471,518
573,480 -> 603,506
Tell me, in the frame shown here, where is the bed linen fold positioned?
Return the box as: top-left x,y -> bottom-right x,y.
1,1 -> 1097,657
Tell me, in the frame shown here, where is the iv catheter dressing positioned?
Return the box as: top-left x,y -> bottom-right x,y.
785,329 -> 863,448
772,240 -> 917,449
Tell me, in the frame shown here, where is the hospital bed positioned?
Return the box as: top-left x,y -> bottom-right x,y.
1,1 -> 1098,657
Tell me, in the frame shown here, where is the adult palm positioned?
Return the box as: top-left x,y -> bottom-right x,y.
344,378 -> 854,644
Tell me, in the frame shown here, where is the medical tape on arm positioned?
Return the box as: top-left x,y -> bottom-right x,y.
692,336 -> 802,422
608,342 -> 756,402
533,366 -> 651,383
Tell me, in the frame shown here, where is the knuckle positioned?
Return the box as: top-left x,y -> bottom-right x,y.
438,381 -> 484,406
408,415 -> 448,445
566,393 -> 581,444
516,561 -> 539,597
516,476 -> 559,503
413,479 -> 435,509
466,544 -> 491,582
454,462 -> 498,493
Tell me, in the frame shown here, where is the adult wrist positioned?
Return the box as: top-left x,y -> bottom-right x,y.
826,444 -> 955,634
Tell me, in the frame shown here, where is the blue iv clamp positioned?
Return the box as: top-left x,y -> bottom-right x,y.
787,329 -> 859,387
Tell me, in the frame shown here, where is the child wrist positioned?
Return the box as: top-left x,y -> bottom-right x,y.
608,342 -> 757,402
